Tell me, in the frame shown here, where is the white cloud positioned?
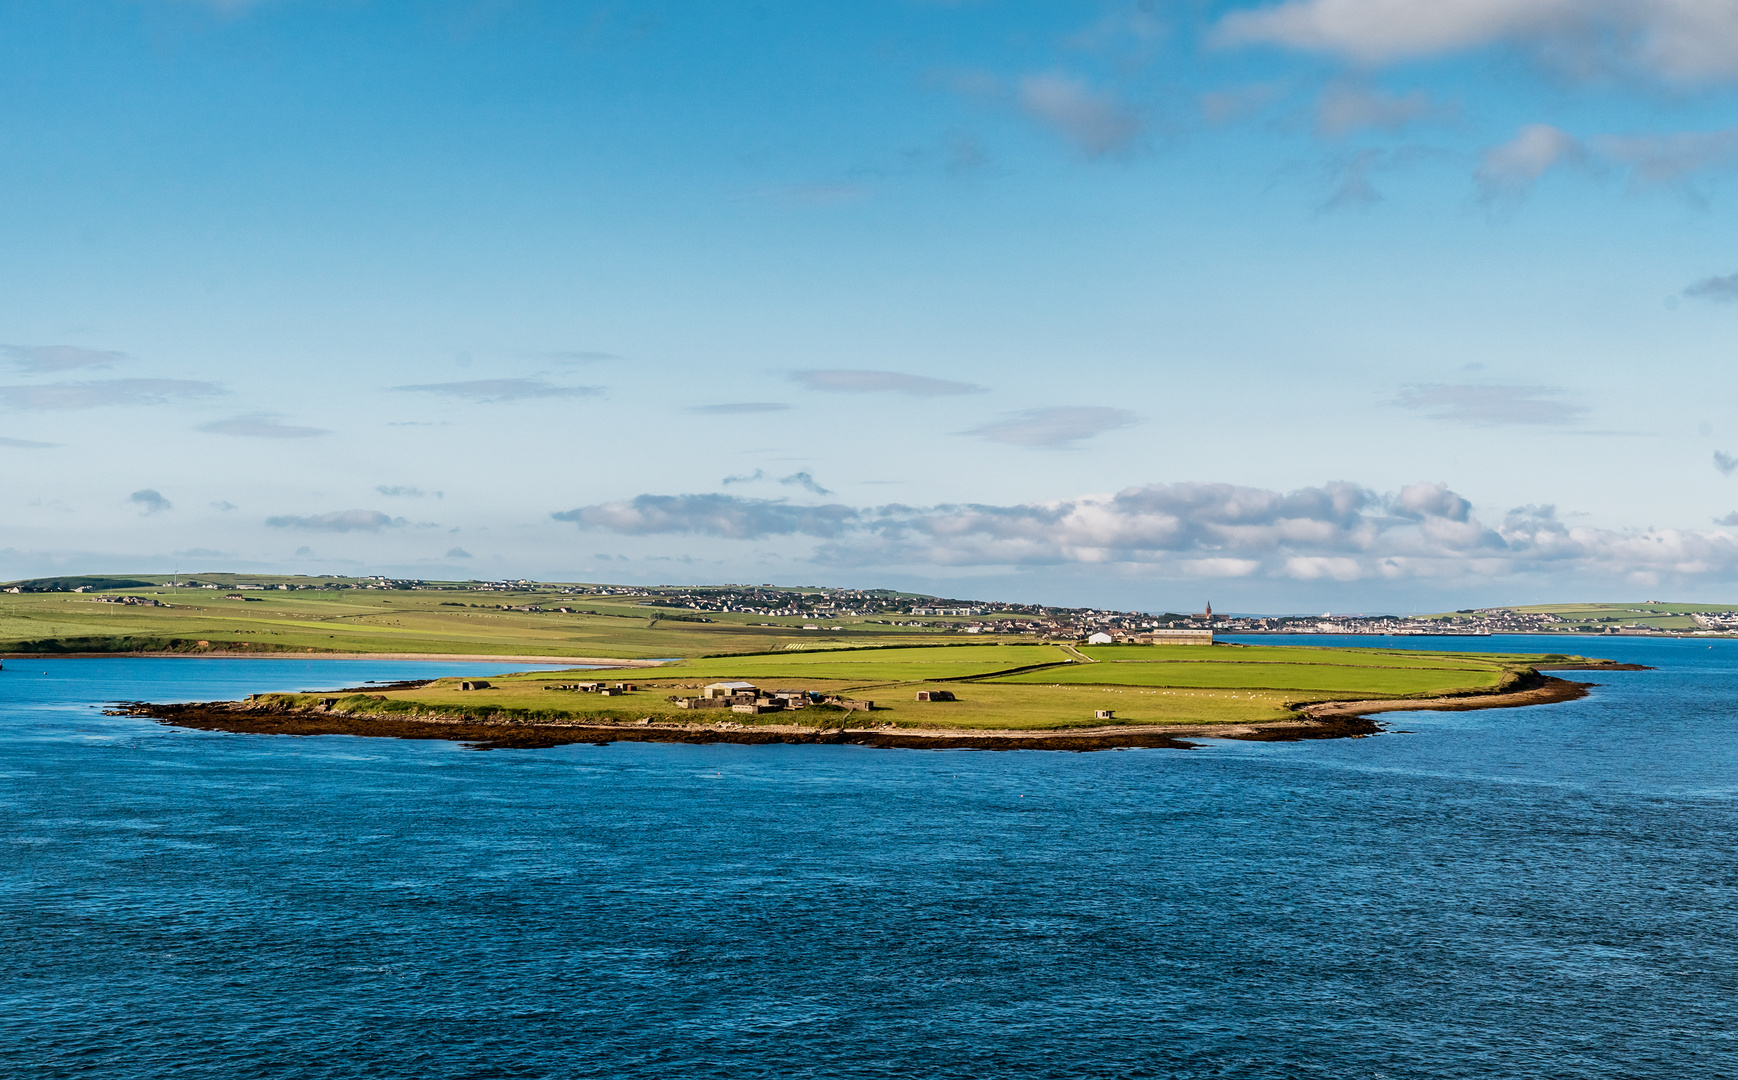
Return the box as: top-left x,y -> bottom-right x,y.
1315,83 -> 1440,137
1686,272 -> 1738,301
1592,126 -> 1738,188
1016,72 -> 1144,156
966,406 -> 1139,448
393,379 -> 603,402
553,479 -> 1738,587
265,510 -> 406,532
1214,0 -> 1738,82
1476,124 -> 1585,200
691,402 -> 792,414
0,436 -> 56,449
0,379 -> 222,410
196,413 -> 328,438
0,345 -> 126,373
788,369 -> 986,396
1392,383 -> 1586,426
130,489 -> 171,515
554,495 -> 860,540
780,471 -> 833,496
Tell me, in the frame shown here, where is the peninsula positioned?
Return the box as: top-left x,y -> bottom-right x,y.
1,574 -> 1642,750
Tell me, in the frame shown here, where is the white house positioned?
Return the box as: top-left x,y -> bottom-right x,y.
702,681 -> 759,699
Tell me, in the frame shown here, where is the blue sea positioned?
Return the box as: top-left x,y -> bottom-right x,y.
4,639 -> 1737,1078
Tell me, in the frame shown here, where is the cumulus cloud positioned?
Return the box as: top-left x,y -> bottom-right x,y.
1392,383 -> 1586,426
392,379 -> 603,402
966,406 -> 1139,448
691,402 -> 792,414
0,435 -> 56,448
265,510 -> 406,532
1214,0 -> 1738,82
0,345 -> 126,373
1476,124 -> 1586,201
0,379 -> 223,411
1016,72 -> 1144,156
1472,123 -> 1738,204
446,547 -> 473,558
196,413 -> 328,438
1315,83 -> 1441,137
130,489 -> 171,515
553,494 -> 860,539
1716,451 -> 1738,476
554,479 -> 1738,586
722,470 -> 766,485
788,369 -> 986,396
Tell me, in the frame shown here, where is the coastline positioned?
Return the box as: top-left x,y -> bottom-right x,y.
114,674 -> 1596,752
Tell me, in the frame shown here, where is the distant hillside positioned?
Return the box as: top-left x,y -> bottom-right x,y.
3,576 -> 160,593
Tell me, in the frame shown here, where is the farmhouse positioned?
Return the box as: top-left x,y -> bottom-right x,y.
703,681 -> 759,699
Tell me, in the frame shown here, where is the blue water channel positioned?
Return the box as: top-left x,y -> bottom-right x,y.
3,640 -> 1736,1078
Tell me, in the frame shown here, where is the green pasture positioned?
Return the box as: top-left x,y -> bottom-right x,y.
268,639 -> 1566,730
268,675 -> 1296,730
1078,644 -> 1532,670
658,643 -> 1073,683
989,659 -> 1510,697
0,585 -> 949,658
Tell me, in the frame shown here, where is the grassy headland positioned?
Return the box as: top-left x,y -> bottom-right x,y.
19,574 -> 1625,746
125,640 -> 1612,748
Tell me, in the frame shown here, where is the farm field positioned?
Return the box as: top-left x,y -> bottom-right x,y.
0,578 -> 945,659
256,640 -> 1572,731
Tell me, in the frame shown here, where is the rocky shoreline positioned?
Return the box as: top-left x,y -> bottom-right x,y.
112,672 -> 1599,751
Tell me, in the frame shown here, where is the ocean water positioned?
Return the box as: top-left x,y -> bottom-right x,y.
3,641 -> 1737,1078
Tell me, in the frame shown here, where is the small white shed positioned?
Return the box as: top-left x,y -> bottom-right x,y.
1086,632 -> 1115,645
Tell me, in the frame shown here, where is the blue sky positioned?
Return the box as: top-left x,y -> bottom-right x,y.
6,0 -> 1738,610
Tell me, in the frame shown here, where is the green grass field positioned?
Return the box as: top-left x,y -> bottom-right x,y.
0,580 -> 948,658
254,640 -> 1567,731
